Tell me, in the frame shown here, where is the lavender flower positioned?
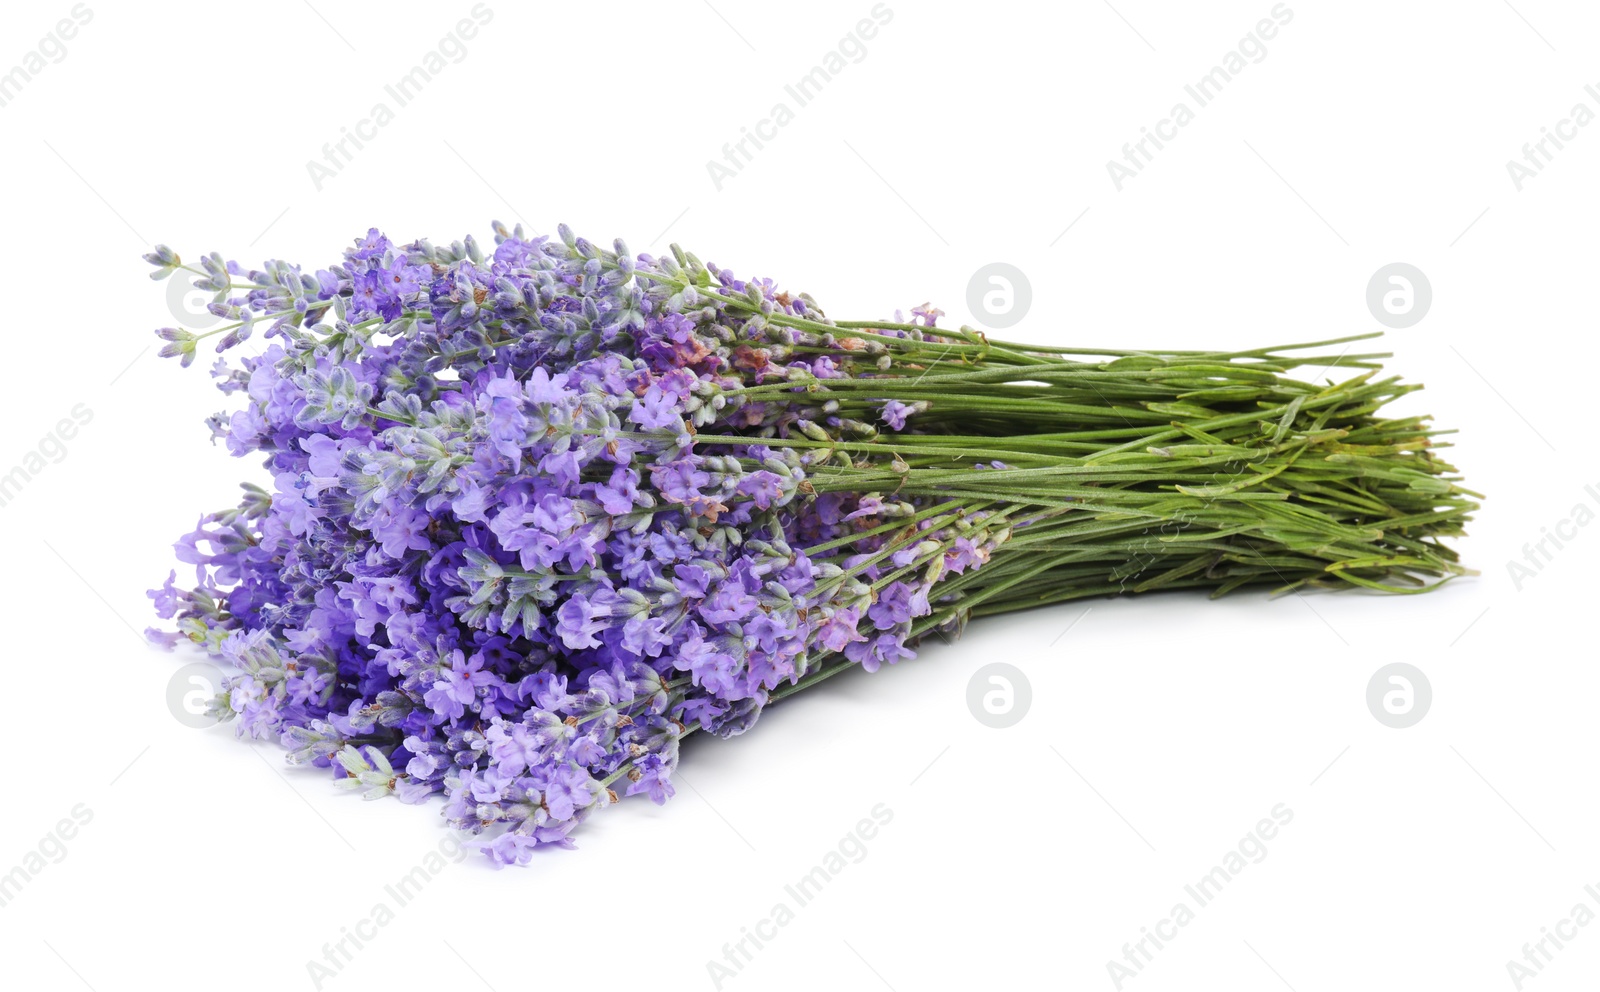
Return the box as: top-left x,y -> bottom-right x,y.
144,223 -> 1476,862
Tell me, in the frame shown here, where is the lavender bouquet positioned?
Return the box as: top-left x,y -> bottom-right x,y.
145,224 -> 1476,864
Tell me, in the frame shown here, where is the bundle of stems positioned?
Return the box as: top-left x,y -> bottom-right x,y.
673,289 -> 1477,600
727,326 -> 1478,702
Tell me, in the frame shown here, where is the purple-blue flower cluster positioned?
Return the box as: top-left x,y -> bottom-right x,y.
146,225 -> 1004,863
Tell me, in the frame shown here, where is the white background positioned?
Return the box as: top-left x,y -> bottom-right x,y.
0,1 -> 1596,990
